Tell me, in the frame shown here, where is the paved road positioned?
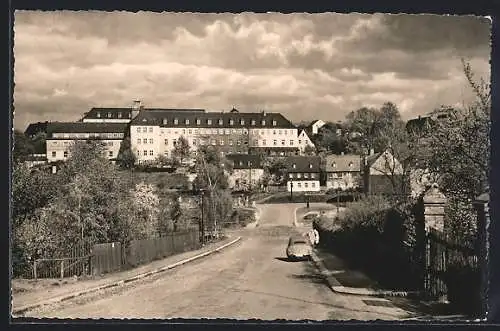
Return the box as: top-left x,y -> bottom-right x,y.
25,203 -> 408,320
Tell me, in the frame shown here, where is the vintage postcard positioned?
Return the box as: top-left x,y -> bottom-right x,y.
11,11 -> 491,321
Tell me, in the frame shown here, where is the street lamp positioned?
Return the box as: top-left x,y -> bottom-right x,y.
305,193 -> 310,209
290,181 -> 294,201
197,188 -> 206,246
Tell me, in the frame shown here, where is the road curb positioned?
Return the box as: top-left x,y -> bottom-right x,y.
12,236 -> 242,316
310,251 -> 420,298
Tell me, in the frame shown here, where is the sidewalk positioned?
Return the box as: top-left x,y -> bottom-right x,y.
12,236 -> 241,315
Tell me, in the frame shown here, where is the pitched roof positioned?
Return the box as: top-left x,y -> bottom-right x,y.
130,109 -> 296,129
226,154 -> 263,169
24,121 -> 49,136
46,122 -> 129,136
325,154 -> 362,172
285,156 -> 321,173
82,107 -> 133,120
365,152 -> 382,167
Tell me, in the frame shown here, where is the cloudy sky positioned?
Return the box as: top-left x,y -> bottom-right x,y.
13,11 -> 491,130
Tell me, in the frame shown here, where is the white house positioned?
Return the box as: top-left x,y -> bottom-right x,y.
285,156 -> 321,193
309,120 -> 326,135
297,129 -> 316,155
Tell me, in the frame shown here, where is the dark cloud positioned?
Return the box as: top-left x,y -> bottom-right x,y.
12,11 -> 491,130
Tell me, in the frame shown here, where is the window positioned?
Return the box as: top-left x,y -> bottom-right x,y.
297,182 -> 302,188
185,119 -> 190,125
212,129 -> 218,134
237,129 -> 242,134
273,140 -> 277,145
290,140 -> 294,145
229,140 -> 233,145
299,140 -> 302,144
195,129 -> 199,134
109,141 -> 113,146
149,150 -> 154,156
143,150 -> 148,156
229,119 -> 234,126
281,140 -> 285,145
237,140 -> 242,146
273,130 -> 276,135
137,150 -> 140,156
207,119 -> 212,125
174,118 -> 179,125
261,120 -> 266,126
107,112 -> 112,118
183,129 -> 186,134
278,130 -> 282,135
63,141 -> 69,146
163,118 -> 168,125
219,119 -> 223,125
284,130 -> 287,135
149,138 -> 153,144
304,182 -> 308,188
173,140 -> 177,146
311,182 -> 316,188
304,173 -> 309,179
97,112 -> 101,118
143,127 -> 148,133
225,129 -> 230,135
272,120 -> 277,126
164,139 -> 168,145
192,139 -> 197,145
332,162 -> 336,168
196,119 -> 201,125
292,163 -> 296,169
349,162 -> 353,168
251,119 -> 256,126
149,127 -> 153,133
289,173 -> 293,178
309,164 -> 313,169
137,127 -> 141,133
240,119 -> 245,125
311,173 -> 316,179
62,151 -> 68,158
118,113 -> 122,119
297,173 -> 302,178
263,140 -> 266,146
211,139 -> 216,145
109,151 -> 113,157
52,151 -> 56,158
188,129 -> 192,134
219,129 -> 224,134
143,138 -> 147,144
219,139 -> 224,145
253,139 -> 258,145
231,129 -> 236,134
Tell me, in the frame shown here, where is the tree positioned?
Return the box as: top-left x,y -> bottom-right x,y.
116,136 -> 136,169
303,144 -> 316,156
172,136 -> 191,164
13,130 -> 34,162
262,157 -> 287,185
344,107 -> 380,154
169,193 -> 182,232
129,182 -> 160,238
312,122 -> 346,154
425,60 -> 490,200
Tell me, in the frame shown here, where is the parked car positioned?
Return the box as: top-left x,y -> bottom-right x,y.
286,236 -> 312,261
303,211 -> 320,220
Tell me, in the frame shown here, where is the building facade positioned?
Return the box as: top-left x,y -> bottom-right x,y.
285,156 -> 321,193
129,108 -> 300,164
363,149 -> 406,195
226,154 -> 264,191
325,153 -> 362,190
46,122 -> 127,162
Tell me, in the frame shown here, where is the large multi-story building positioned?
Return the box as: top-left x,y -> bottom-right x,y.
46,122 -> 128,162
129,107 -> 309,164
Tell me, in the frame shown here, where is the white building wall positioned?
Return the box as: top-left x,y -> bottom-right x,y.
46,139 -> 122,162
326,172 -> 361,190
286,180 -> 321,192
228,168 -> 265,189
82,119 -> 131,123
369,151 -> 403,176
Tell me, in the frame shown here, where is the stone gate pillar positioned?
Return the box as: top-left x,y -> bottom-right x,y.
473,191 -> 489,318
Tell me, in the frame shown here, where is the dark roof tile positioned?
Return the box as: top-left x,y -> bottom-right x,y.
285,156 -> 321,173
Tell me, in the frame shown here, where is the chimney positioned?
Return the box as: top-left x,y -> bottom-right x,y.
261,110 -> 266,116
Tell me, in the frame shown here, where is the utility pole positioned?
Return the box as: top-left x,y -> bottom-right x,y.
200,189 -> 205,245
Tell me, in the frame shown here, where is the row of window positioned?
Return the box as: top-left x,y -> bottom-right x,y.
290,181 -> 317,188
51,141 -> 115,146
288,173 -> 317,179
159,118 -> 278,127
136,127 -> 296,136
136,138 -> 306,147
96,112 -> 131,119
52,133 -> 124,139
51,150 -> 114,158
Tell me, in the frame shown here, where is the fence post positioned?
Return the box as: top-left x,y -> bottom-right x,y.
421,183 -> 448,302
60,260 -> 64,279
473,191 -> 489,318
33,260 -> 37,280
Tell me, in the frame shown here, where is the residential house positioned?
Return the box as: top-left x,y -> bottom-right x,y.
285,156 -> 321,193
226,154 -> 264,191
363,149 -> 407,196
308,120 -> 326,135
46,122 -> 128,162
24,121 -> 49,138
325,153 -> 362,191
130,108 -> 299,164
297,129 -> 316,155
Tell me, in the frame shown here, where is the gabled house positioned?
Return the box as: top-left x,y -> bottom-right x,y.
363,149 -> 407,196
308,120 -> 326,135
297,129 -> 316,155
226,154 -> 264,191
325,153 -> 362,191
285,156 -> 321,193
